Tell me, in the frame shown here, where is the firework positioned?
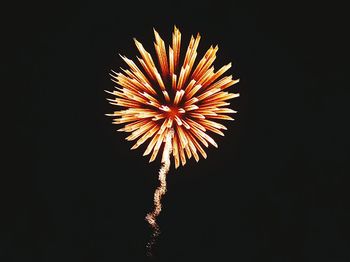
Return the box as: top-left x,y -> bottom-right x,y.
106,26 -> 239,255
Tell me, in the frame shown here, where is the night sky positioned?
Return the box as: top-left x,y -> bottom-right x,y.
5,0 -> 349,261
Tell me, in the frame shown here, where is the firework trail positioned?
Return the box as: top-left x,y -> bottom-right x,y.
145,129 -> 174,255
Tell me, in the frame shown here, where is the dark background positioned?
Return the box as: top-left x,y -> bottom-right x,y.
4,0 -> 349,261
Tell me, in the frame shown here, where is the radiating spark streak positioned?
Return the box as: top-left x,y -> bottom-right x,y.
145,129 -> 174,256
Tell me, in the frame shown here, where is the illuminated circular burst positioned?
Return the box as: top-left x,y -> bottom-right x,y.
106,26 -> 239,169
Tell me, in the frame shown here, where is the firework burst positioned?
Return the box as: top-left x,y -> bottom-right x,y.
106,26 -> 239,255
106,26 -> 239,168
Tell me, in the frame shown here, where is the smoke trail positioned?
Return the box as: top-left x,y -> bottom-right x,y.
145,129 -> 174,256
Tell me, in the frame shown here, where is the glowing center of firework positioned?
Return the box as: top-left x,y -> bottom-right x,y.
159,105 -> 183,117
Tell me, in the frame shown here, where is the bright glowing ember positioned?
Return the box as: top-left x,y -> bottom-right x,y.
106,26 -> 239,168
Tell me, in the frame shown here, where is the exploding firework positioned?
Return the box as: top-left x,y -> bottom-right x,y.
106,26 -> 239,255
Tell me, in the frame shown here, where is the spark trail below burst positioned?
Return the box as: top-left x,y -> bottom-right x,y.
145,129 -> 174,256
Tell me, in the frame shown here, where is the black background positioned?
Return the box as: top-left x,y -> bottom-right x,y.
4,0 -> 349,261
